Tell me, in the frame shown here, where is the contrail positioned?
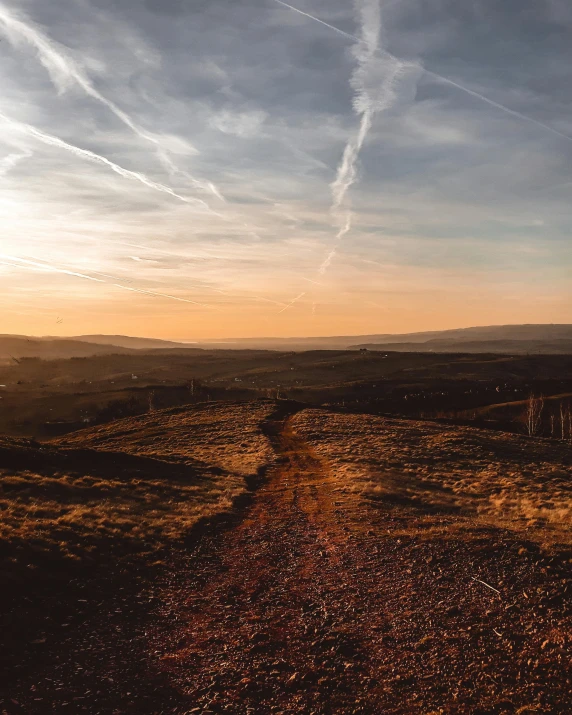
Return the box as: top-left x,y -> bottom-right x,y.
278,291 -> 305,313
0,254 -> 106,282
270,0 -> 572,146
272,0 -> 356,41
1,252 -> 215,308
0,111 -> 213,208
319,209 -> 351,273
112,283 -> 214,309
425,70 -> 572,145
300,276 -> 323,286
116,281 -> 288,310
0,2 -> 225,201
319,245 -> 338,275
0,149 -> 32,177
321,0 -> 415,273
275,0 -> 572,273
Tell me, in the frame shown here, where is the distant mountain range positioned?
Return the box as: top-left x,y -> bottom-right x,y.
1,324 -> 572,359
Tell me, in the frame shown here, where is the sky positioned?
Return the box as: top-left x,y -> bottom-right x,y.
0,0 -> 571,339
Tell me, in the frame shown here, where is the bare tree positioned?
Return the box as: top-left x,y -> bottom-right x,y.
559,401 -> 572,442
526,394 -> 544,437
550,413 -> 555,438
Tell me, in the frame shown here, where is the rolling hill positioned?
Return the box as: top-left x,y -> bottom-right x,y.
3,324 -> 572,358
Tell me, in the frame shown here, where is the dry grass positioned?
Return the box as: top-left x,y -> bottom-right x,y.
0,401 -> 277,576
291,409 -> 572,544
55,399 -> 275,476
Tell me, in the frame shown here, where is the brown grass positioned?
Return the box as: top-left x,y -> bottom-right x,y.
54,399 -> 275,475
291,409 -> 572,545
0,401 -> 277,579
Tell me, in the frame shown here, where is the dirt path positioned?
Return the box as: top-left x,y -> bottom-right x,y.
2,408 -> 570,713
151,409 -> 390,714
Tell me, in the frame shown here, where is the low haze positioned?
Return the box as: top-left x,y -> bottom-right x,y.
1,0 -> 571,338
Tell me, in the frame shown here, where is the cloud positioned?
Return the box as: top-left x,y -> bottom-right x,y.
0,149 -> 32,177
0,1 -> 224,201
0,253 -> 105,282
211,109 -> 267,138
0,110 -> 213,209
1,0 -> 572,334
278,291 -> 305,313
324,0 -> 419,271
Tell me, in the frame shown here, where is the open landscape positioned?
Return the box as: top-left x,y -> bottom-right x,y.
3,0 -> 572,710
0,338 -> 571,713
1,334 -> 572,440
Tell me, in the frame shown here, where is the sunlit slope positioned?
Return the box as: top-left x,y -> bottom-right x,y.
55,399 -> 276,476
1,401 -> 277,579
291,409 -> 572,544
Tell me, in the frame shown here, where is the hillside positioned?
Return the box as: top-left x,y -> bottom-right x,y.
352,338 -> 572,354
0,336 -> 136,361
1,400 -> 570,712
291,409 -> 572,544
0,400 -> 279,711
194,324 -> 572,351
55,400 -> 276,477
1,399 -> 276,587
62,335 -> 191,350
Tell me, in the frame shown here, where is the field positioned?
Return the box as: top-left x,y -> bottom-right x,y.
0,387 -> 570,713
1,349 -> 572,438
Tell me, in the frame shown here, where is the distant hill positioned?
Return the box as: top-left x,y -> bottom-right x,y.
0,334 -> 194,361
195,325 -> 572,352
0,336 -> 137,361
350,338 -> 572,354
65,335 -> 190,350
357,324 -> 572,344
2,325 -> 572,357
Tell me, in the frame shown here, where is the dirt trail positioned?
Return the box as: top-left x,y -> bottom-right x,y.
152,407 -> 391,713
2,407 -> 570,713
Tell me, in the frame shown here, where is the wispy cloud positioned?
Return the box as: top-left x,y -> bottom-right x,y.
272,0 -> 572,147
0,2 -> 225,201
278,291 -> 306,313
0,111 -> 214,209
2,0 -> 571,336
0,149 -> 32,177
321,0 -> 417,272
0,254 -> 105,282
0,253 -> 215,309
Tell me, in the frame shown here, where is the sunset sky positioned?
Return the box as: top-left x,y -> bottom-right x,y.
0,0 -> 571,339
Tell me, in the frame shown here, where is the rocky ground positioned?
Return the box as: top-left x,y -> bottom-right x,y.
0,401 -> 570,713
